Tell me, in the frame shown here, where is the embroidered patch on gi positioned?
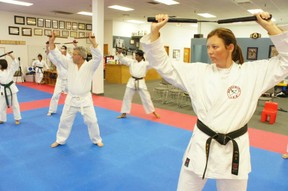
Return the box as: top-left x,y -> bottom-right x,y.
227,85 -> 241,99
184,157 -> 190,167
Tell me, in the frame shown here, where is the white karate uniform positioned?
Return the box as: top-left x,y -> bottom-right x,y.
0,58 -> 21,122
118,54 -> 155,114
32,59 -> 48,83
47,52 -> 70,114
49,47 -> 102,145
141,32 -> 288,190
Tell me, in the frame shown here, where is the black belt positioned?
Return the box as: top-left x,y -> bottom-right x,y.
0,81 -> 14,108
36,66 -> 43,73
132,76 -> 144,80
132,76 -> 144,90
197,119 -> 248,179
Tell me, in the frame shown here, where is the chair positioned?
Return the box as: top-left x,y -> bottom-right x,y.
165,86 -> 183,105
178,92 -> 191,108
261,101 -> 278,124
152,79 -> 170,104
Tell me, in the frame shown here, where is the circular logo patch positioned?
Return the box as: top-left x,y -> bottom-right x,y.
227,85 -> 241,99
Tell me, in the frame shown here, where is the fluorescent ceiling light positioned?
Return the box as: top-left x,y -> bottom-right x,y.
197,13 -> 216,18
77,11 -> 93,16
154,0 -> 179,5
127,20 -> 145,24
108,5 -> 134,11
247,9 -> 263,14
0,0 -> 33,6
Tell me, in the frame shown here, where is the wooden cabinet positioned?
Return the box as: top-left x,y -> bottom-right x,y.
43,70 -> 57,86
105,64 -> 161,84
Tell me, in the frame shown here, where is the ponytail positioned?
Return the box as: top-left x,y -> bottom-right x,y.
233,45 -> 244,64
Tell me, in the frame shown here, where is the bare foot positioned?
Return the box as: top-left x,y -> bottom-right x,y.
50,142 -> 60,148
282,153 -> 288,159
96,141 -> 104,147
153,112 -> 160,119
117,113 -> 127,119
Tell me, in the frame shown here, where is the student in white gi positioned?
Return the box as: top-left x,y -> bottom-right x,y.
46,44 -> 74,116
60,45 -> 72,59
0,53 -> 21,124
116,48 -> 160,119
48,32 -> 103,148
141,12 -> 287,191
32,54 -> 49,84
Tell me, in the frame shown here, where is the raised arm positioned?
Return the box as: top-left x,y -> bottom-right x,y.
255,12 -> 283,35
150,14 -> 169,42
7,53 -> 19,72
115,48 -> 132,66
48,32 -> 56,50
87,33 -> 102,72
48,32 -> 69,69
87,32 -> 98,49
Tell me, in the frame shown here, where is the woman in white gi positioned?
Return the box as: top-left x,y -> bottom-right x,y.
0,53 -> 21,124
46,44 -> 73,116
116,49 -> 160,119
48,32 -> 103,148
140,12 -> 287,191
32,54 -> 48,84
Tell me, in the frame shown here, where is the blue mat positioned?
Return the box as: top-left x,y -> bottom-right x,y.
16,84 -> 52,102
1,106 -> 287,191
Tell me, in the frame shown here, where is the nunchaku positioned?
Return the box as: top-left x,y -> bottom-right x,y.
46,41 -> 60,45
0,51 -> 13,58
147,14 -> 272,24
46,35 -> 95,44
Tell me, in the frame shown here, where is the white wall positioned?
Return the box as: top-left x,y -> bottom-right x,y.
104,20 -> 113,55
159,23 -> 198,61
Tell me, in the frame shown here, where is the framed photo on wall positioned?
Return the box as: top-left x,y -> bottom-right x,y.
173,49 -> 180,60
70,31 -> 77,38
14,15 -> 25,25
66,22 -> 71,30
37,18 -> 44,27
44,29 -> 52,36
45,19 -> 51,28
86,24 -> 92,31
62,30 -> 69,37
79,32 -> 85,38
34,28 -> 43,36
22,27 -> 32,36
26,17 -> 36,25
72,22 -> 78,30
78,23 -> 85,30
268,45 -> 279,58
247,47 -> 258,60
8,26 -> 20,35
52,20 -> 58,29
59,21 -> 65,29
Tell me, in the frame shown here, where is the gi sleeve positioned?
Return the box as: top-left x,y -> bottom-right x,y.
49,47 -> 69,70
117,53 -> 132,66
89,47 -> 103,72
